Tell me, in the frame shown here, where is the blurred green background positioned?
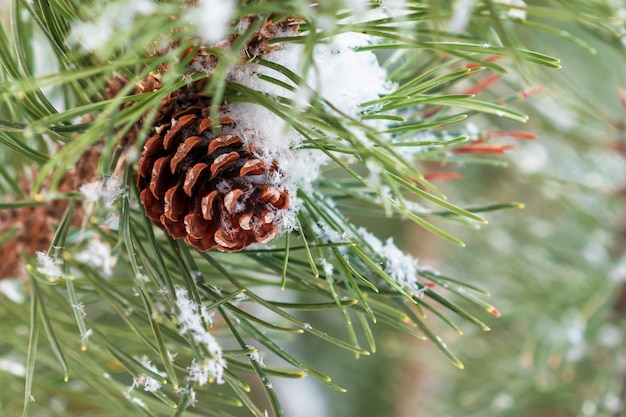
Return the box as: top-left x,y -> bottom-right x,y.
286,8 -> 626,417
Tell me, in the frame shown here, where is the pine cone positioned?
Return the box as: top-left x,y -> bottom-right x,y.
136,80 -> 289,252
0,145 -> 101,280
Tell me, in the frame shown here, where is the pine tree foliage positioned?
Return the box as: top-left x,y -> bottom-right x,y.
410,11 -> 626,417
0,1 -> 621,416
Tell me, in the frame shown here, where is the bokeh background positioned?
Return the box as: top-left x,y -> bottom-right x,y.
279,7 -> 626,417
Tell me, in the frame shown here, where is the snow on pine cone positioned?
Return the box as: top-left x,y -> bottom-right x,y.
137,78 -> 289,252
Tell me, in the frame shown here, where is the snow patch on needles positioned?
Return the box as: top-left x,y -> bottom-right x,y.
184,0 -> 236,43
188,358 -> 226,386
229,23 -> 395,150
497,0 -> 527,20
174,287 -> 226,384
80,176 -> 122,208
448,0 -> 476,32
378,0 -> 410,17
75,239 -> 116,276
308,32 -> 396,121
131,356 -> 166,393
36,251 -> 63,281
70,0 -> 155,51
342,0 -> 370,15
228,23 -> 395,233
357,228 -> 421,293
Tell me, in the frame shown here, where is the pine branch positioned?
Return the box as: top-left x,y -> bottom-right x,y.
1,1 -> 619,416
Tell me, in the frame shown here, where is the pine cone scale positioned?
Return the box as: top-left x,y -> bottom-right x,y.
208,134 -> 242,154
138,135 -> 165,179
201,190 -> 218,220
140,189 -> 163,222
255,224 -> 277,243
223,189 -> 245,215
161,214 -> 187,239
163,114 -> 198,150
183,163 -> 209,195
210,152 -> 240,178
214,228 -> 244,251
150,156 -> 174,198
170,135 -> 204,174
239,213 -> 253,231
163,185 -> 188,221
240,159 -> 266,176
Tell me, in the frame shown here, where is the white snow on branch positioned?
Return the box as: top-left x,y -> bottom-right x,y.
448,0 -> 477,33
247,345 -> 265,366
130,356 -> 166,393
70,0 -> 156,51
229,30 -> 395,141
74,239 -> 116,276
184,0 -> 237,43
342,0 -> 370,15
80,176 -> 122,208
378,0 -> 410,17
227,24 -> 396,234
357,227 -> 420,293
188,357 -> 227,386
174,287 -> 226,384
309,33 -> 396,120
320,258 -> 334,278
36,251 -> 63,281
497,0 -> 527,20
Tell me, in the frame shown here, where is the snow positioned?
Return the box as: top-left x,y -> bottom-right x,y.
174,287 -> 226,384
247,345 -> 265,366
70,0 -> 155,51
497,0 -> 527,20
81,328 -> 93,346
72,302 -> 87,318
184,0 -> 237,43
343,0 -> 370,15
307,32 -> 395,120
228,22 -> 396,235
36,251 -> 63,281
188,358 -> 224,386
448,0 -> 477,33
357,227 -> 420,293
131,356 -> 165,393
378,0 -> 410,18
79,181 -> 101,202
75,239 -> 116,276
320,258 -> 334,278
79,176 -> 122,208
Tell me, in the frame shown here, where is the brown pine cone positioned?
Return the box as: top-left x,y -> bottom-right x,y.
0,145 -> 102,280
136,80 -> 289,252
